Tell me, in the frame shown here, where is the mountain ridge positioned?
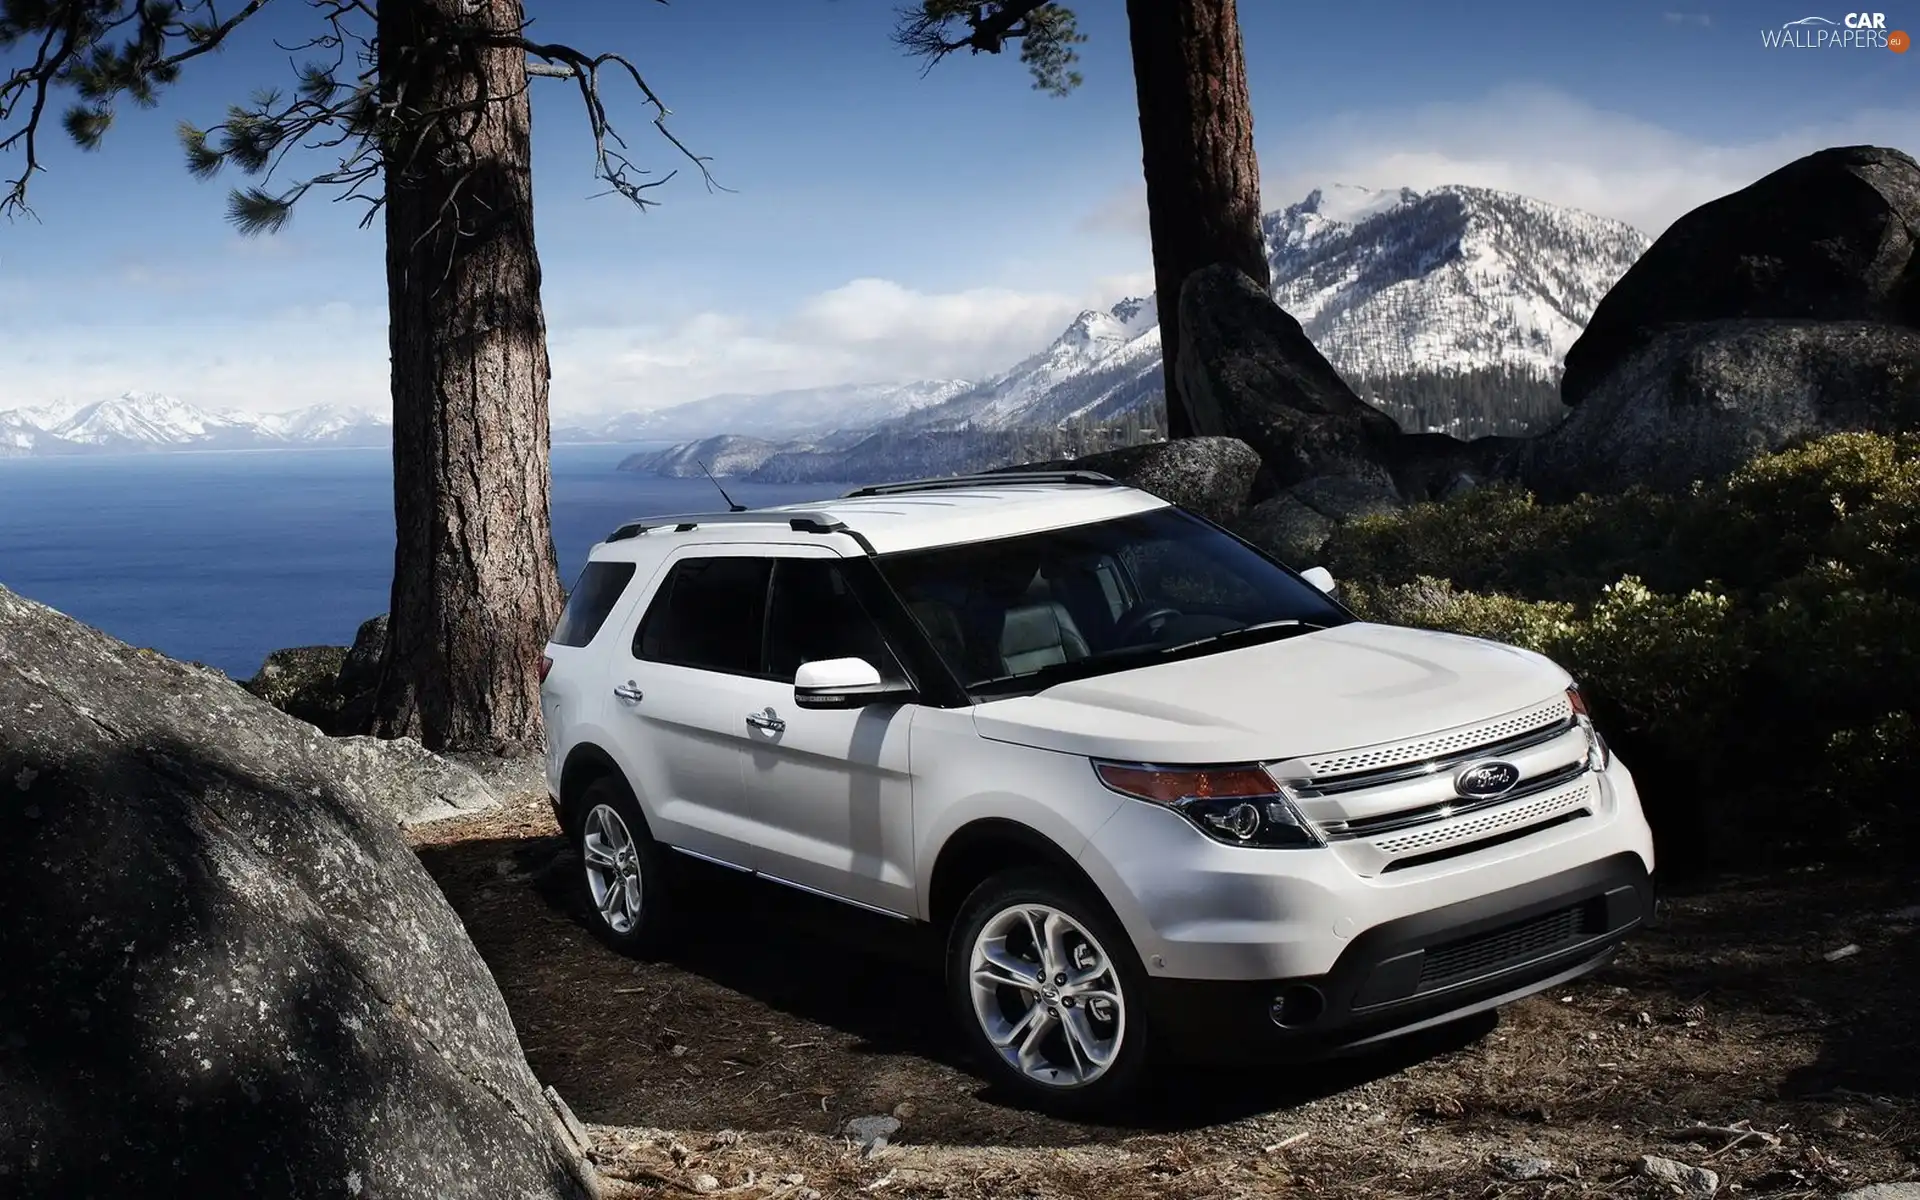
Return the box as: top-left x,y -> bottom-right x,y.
627,181 -> 1652,480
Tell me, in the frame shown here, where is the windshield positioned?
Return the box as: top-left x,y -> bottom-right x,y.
874,506 -> 1354,698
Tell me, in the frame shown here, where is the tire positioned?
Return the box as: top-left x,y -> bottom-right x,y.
573,774 -> 679,958
946,869 -> 1152,1115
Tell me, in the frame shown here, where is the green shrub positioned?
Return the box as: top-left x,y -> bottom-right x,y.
1327,432 -> 1920,871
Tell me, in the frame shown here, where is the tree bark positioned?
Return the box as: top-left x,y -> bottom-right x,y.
369,0 -> 563,755
1123,0 -> 1269,439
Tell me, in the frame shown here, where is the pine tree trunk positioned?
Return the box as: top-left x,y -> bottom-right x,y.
368,0 -> 563,755
1124,0 -> 1269,440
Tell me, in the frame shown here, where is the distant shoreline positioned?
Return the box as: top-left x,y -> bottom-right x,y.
0,439 -> 676,464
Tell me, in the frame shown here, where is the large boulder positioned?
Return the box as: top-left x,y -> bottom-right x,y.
1563,145 -> 1920,406
1172,265 -> 1521,505
1523,319 -> 1920,499
1174,264 -> 1404,489
0,585 -> 571,1198
994,435 -> 1263,525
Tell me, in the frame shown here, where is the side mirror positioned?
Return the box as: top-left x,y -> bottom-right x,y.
793,657 -> 916,710
1300,566 -> 1337,595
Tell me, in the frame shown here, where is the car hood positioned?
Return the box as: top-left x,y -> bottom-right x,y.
969,621 -> 1572,765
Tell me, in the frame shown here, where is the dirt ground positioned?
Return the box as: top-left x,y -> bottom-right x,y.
409,794 -> 1920,1199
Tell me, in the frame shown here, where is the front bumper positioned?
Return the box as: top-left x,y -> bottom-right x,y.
1143,851 -> 1653,1062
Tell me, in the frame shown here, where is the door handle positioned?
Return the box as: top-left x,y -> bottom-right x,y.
745,708 -> 786,734
612,681 -> 644,702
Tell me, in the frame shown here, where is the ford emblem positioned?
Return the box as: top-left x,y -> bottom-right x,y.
1453,760 -> 1521,800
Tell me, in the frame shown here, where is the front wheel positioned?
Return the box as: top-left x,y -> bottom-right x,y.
947,870 -> 1152,1114
574,774 -> 678,958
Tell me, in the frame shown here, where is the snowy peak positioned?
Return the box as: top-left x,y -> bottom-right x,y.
0,392 -> 394,456
1269,184 -> 1423,258
1264,183 -> 1651,379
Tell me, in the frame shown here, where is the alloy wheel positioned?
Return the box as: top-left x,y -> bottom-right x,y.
967,903 -> 1126,1088
581,802 -> 644,934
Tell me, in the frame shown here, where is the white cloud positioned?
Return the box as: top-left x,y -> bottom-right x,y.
0,304 -> 391,416
0,275 -> 1127,418
1082,87 -> 1918,239
545,277 -> 1111,416
1257,86 -> 1920,235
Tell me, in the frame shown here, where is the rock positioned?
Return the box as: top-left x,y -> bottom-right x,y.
1841,1185 -> 1920,1200
1491,1153 -> 1553,1180
1289,475 -> 1406,522
690,1173 -> 720,1193
333,613 -> 389,735
1232,495 -> 1336,565
1520,319 -> 1920,499
1173,265 -> 1403,490
1564,145 -> 1920,406
994,435 -> 1263,525
843,1115 -> 902,1155
243,645 -> 348,731
1639,1154 -> 1720,1196
0,585 -> 583,1198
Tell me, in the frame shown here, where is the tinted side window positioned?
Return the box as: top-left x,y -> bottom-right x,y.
764,558 -> 901,681
635,557 -> 772,674
551,561 -> 637,647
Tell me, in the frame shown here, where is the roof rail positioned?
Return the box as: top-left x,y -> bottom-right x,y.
840,469 -> 1119,499
604,509 -> 848,543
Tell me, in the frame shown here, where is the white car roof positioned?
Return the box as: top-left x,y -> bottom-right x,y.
592,473 -> 1173,559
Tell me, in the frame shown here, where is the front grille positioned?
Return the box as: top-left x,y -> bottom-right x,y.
1417,900 -> 1604,992
1305,696 -> 1574,781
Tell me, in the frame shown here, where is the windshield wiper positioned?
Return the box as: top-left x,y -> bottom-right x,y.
1153,618 -> 1327,657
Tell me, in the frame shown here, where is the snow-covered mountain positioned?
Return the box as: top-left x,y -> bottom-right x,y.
1264,183 -> 1650,379
0,392 -> 393,457
631,182 -> 1652,480
905,182 -> 1649,436
0,379 -> 980,458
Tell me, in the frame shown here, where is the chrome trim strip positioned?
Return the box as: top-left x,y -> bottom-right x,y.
669,845 -> 753,872
1303,716 -> 1579,795
1317,761 -> 1590,840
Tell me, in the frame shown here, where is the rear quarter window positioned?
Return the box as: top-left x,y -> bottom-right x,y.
551,560 -> 638,647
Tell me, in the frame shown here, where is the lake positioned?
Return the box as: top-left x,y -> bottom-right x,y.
0,446 -> 847,677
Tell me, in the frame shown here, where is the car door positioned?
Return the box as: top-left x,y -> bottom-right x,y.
732,550 -> 919,917
604,546 -> 775,870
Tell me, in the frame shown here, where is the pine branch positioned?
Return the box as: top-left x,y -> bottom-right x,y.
506,29 -> 729,210
891,1 -> 1085,94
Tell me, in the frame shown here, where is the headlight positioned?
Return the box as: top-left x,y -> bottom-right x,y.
1092,761 -> 1323,848
1567,685 -> 1610,772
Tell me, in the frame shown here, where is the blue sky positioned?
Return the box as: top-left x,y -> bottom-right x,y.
1,0 -> 1914,415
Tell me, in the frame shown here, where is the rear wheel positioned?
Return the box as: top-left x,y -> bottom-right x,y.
947,870 -> 1151,1114
574,774 -> 678,957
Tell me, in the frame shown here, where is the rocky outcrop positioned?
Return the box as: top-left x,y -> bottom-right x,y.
991,435 -> 1262,525
0,585 -> 578,1197
1174,264 -> 1404,488
1520,145 -> 1920,498
1173,265 -> 1520,505
333,613 -> 389,734
1522,319 -> 1920,498
1562,146 -> 1920,406
244,645 -> 348,730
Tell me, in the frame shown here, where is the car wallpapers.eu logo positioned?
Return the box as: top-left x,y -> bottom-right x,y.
1763,13 -> 1910,50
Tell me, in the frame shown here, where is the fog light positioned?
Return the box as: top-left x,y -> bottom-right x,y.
1268,984 -> 1326,1028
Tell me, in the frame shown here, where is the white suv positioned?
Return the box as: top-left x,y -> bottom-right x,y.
540,472 -> 1656,1112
